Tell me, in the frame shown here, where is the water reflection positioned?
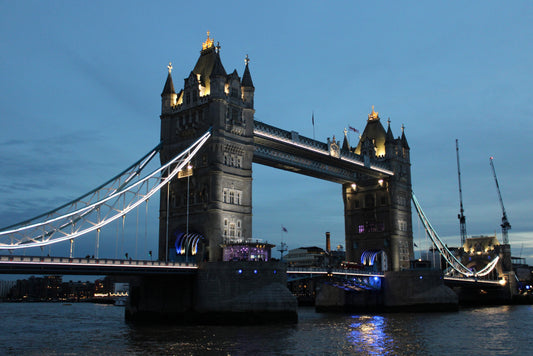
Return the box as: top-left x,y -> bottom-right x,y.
348,315 -> 390,354
2,304 -> 532,355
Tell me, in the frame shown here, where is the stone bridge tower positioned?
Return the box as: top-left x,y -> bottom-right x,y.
342,107 -> 413,271
158,33 -> 255,262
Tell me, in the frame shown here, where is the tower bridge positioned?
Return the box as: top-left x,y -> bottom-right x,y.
160,33 -> 413,272
0,33 -> 518,321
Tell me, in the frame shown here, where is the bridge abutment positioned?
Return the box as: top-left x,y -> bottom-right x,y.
125,261 -> 297,324
382,270 -> 458,311
315,270 -> 458,312
125,274 -> 196,322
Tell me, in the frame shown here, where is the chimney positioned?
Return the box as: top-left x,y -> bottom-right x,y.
325,232 -> 331,253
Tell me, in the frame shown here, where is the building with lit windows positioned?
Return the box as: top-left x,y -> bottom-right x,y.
159,33 -> 255,262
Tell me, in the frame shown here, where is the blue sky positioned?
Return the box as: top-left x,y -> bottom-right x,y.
1,1 -> 532,262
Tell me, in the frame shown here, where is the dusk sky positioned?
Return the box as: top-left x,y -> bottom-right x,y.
1,2 -> 532,263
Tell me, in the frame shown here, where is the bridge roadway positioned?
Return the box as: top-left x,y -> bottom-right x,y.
0,257 -> 504,288
0,255 -> 197,275
286,267 -> 503,288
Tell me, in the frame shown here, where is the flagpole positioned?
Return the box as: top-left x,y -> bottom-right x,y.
312,111 -> 315,140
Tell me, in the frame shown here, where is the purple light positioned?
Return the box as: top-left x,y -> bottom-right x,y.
222,242 -> 273,261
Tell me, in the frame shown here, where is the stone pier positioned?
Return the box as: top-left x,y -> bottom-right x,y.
126,261 -> 297,324
315,270 -> 458,312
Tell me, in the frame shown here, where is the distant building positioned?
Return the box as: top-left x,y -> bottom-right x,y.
0,280 -> 16,299
461,235 -> 511,277
285,247 -> 326,267
6,276 -> 95,301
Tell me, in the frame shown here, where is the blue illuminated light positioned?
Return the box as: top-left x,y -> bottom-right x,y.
373,276 -> 379,281
273,270 -> 277,274
253,269 -> 258,274
419,276 -> 423,279
237,269 -> 243,274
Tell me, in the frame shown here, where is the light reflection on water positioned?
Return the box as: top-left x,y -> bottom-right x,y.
0,303 -> 532,355
348,315 -> 389,354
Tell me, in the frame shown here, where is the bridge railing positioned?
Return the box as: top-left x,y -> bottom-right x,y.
0,255 -> 198,269
287,266 -> 384,277
254,120 -> 393,174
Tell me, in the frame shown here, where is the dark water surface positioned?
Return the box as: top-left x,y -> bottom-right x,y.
0,303 -> 532,355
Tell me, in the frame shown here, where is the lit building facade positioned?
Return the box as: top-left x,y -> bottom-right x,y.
159,33 -> 255,262
343,107 -> 413,271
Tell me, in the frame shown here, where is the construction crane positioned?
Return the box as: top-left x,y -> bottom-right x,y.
456,139 -> 467,246
489,156 -> 511,244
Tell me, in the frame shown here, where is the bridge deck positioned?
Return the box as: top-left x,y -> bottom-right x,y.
0,256 -> 197,275
253,120 -> 393,183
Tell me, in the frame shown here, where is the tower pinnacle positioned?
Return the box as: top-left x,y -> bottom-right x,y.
202,31 -> 214,50
368,106 -> 379,121
167,62 -> 173,74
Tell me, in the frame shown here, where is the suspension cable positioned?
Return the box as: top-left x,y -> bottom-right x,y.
0,129 -> 211,250
412,192 -> 499,278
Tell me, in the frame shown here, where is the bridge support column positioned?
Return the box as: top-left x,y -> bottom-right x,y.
125,261 -> 298,324
125,274 -> 196,322
194,261 -> 297,323
315,283 -> 383,312
383,270 -> 458,311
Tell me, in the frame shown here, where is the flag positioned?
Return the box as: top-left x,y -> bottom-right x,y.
349,126 -> 359,133
312,112 -> 314,126
282,226 -> 288,233
414,243 -> 418,247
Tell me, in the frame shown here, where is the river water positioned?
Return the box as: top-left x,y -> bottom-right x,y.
0,303 -> 532,355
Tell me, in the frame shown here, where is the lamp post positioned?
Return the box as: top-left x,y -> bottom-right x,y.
178,158 -> 193,263
186,162 -> 191,263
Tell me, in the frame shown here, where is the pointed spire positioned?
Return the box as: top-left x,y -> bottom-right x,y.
210,47 -> 227,78
241,54 -> 254,88
342,128 -> 350,151
161,62 -> 176,96
401,124 -> 410,149
385,117 -> 394,143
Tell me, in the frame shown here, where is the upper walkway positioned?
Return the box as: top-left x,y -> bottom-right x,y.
253,120 -> 393,183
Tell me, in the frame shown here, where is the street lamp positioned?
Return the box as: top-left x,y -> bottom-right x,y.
186,162 -> 192,263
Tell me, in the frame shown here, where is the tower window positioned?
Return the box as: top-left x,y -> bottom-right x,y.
223,188 -> 243,205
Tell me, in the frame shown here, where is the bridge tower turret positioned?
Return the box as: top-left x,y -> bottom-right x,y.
241,55 -> 255,108
158,33 -> 255,262
161,63 -> 177,114
343,107 -> 413,271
